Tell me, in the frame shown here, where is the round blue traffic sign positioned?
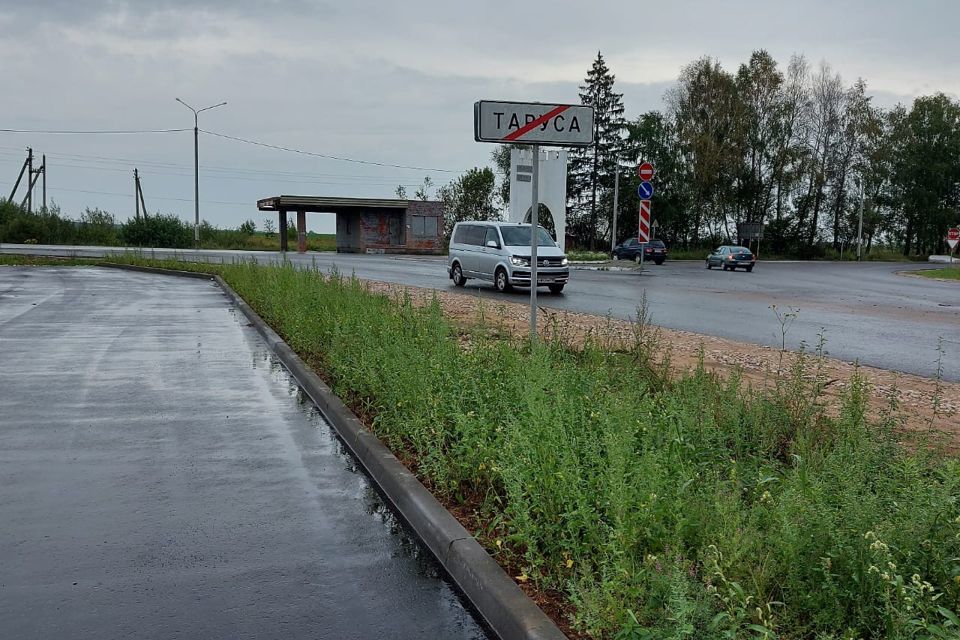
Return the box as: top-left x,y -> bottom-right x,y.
637,181 -> 654,199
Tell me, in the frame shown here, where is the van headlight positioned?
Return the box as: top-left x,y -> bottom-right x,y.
510,256 -> 529,266
560,257 -> 569,266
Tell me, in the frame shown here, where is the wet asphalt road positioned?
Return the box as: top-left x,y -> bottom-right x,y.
0,267 -> 488,640
2,244 -> 958,381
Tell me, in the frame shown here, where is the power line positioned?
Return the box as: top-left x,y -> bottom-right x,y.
200,129 -> 461,173
0,124 -> 465,173
0,128 -> 190,135
0,145 -> 444,181
49,186 -> 254,207
0,155 -> 429,188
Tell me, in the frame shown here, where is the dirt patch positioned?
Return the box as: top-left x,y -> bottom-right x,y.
363,280 -> 960,449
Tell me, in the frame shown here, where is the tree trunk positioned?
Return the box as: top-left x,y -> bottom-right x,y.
809,186 -> 824,247
903,217 -> 913,256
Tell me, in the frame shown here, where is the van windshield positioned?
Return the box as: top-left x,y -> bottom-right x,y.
500,226 -> 557,247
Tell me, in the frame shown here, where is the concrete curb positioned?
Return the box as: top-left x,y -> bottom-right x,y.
96,262 -> 216,280
570,265 -> 636,272
97,262 -> 567,640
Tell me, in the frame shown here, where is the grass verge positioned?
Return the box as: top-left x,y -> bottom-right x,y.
911,266 -> 960,281
568,250 -> 613,262
5,254 -> 960,639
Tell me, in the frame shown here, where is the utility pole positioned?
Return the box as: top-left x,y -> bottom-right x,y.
610,163 -> 619,254
176,97 -> 227,249
8,151 -> 29,203
138,171 -> 147,221
26,148 -> 33,214
134,169 -> 141,221
41,155 -> 46,212
530,148 -> 540,343
856,178 -> 865,261
21,150 -> 43,213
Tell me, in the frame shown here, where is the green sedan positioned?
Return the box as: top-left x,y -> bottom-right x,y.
706,246 -> 756,272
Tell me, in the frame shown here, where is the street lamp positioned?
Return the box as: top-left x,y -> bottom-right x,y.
175,97 -> 227,249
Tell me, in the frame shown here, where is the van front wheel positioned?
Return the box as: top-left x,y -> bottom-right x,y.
495,268 -> 512,293
452,263 -> 466,286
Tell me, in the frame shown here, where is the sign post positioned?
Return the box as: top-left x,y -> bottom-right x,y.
474,100 -> 594,342
611,166 -> 620,254
636,161 -> 655,272
948,227 -> 959,263
638,198 -> 651,270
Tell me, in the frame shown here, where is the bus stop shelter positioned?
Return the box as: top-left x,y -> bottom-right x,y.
256,195 -> 444,254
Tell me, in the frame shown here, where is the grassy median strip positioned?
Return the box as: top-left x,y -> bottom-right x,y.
6,255 -> 960,639
912,267 -> 960,281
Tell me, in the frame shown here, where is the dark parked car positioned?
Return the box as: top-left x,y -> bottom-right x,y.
706,245 -> 756,271
612,238 -> 668,265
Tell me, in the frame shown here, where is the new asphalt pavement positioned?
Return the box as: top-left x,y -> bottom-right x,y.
2,244 -> 958,381
0,266 -> 488,639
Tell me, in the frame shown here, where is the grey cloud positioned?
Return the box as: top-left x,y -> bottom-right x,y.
1,0 -> 957,230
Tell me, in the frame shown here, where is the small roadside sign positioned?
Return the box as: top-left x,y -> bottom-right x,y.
948,227 -> 959,250
638,162 -> 655,181
639,199 -> 651,242
637,181 -> 654,199
474,101 -> 595,146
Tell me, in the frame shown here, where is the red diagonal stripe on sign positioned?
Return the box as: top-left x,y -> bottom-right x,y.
639,199 -> 651,241
503,105 -> 571,142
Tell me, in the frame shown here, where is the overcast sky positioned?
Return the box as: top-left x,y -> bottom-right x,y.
2,0 -> 957,234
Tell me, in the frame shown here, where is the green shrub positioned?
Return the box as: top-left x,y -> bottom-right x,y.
77,208 -> 118,245
119,213 -> 192,248
568,250 -> 611,261
0,200 -> 79,244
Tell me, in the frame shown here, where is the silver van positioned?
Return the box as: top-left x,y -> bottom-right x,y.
447,221 -> 569,294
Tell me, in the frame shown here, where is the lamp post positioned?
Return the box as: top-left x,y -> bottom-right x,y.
611,162 -> 620,254
175,97 -> 226,249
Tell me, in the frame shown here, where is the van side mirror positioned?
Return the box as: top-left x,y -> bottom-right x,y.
486,240 -> 499,249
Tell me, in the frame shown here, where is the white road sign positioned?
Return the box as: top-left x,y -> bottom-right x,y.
474,101 -> 594,146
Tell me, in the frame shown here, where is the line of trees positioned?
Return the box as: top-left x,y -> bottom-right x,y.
438,51 -> 960,257
569,50 -> 960,256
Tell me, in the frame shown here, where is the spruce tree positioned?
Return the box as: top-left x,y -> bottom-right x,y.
568,51 -> 626,249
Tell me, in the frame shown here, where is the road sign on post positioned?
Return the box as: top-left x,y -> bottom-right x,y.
474,101 -> 595,145
639,200 -> 651,242
948,228 -> 959,262
474,100 -> 595,343
636,160 -> 656,271
638,162 -> 655,181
